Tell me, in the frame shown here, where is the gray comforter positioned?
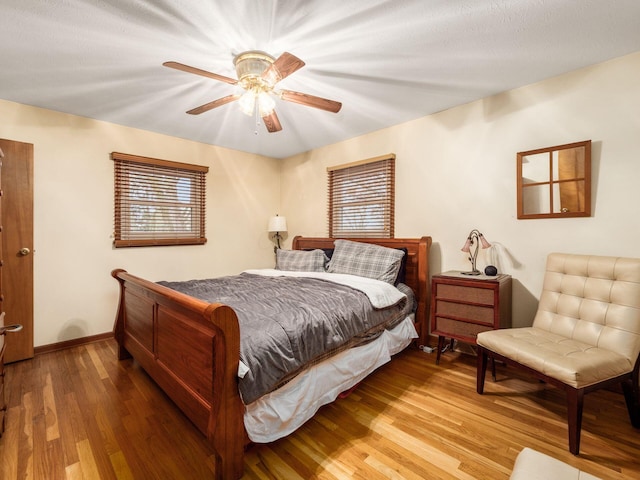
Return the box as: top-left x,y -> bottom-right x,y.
158,272 -> 413,404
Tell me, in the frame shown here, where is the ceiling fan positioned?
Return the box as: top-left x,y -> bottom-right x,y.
163,51 -> 342,133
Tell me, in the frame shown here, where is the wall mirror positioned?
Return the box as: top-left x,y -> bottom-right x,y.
517,140 -> 591,219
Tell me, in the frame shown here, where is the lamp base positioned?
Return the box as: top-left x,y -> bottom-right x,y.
461,270 -> 482,276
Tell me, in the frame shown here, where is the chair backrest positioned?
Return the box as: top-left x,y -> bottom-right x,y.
532,253 -> 640,364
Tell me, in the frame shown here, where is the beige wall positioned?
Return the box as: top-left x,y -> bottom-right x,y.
281,51 -> 640,328
1,100 -> 281,347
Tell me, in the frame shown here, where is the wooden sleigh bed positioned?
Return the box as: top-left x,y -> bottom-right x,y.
111,236 -> 431,479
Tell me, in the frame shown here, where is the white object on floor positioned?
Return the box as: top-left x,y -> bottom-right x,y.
510,447 -> 601,480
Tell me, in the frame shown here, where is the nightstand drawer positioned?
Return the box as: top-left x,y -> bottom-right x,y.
437,284 -> 495,305
435,300 -> 494,324
434,317 -> 494,338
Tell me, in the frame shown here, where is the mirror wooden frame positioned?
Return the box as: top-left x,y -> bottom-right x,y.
517,140 -> 591,219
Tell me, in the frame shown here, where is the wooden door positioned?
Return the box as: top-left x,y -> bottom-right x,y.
0,139 -> 34,363
0,147 -> 4,360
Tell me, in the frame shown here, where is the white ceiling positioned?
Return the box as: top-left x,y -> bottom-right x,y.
2,1 -> 640,159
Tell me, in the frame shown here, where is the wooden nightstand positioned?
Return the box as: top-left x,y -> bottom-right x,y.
430,271 -> 512,364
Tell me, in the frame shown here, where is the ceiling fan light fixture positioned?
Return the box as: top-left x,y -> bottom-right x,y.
238,90 -> 256,116
234,51 -> 278,117
234,50 -> 275,90
258,91 -> 275,115
238,88 -> 276,117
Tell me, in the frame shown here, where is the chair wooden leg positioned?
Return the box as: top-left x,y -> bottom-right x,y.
566,387 -> 584,455
476,347 -> 487,394
622,378 -> 640,428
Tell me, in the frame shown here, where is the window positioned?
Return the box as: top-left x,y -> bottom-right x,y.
113,152 -> 208,247
328,154 -> 395,238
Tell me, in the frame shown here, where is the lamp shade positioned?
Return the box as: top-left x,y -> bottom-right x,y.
479,234 -> 491,249
268,215 -> 287,233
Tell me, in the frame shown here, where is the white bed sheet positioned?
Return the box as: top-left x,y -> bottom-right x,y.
243,268 -> 407,309
243,315 -> 418,443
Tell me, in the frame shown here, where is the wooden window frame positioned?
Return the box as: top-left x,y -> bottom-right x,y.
328,154 -> 395,238
113,152 -> 208,248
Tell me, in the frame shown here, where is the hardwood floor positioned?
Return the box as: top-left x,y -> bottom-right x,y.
0,338 -> 638,479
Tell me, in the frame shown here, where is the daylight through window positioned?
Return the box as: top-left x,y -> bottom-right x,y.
113,152 -> 208,247
328,154 -> 395,238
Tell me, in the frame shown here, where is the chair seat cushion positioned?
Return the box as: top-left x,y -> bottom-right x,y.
477,327 -> 634,388
510,447 -> 601,479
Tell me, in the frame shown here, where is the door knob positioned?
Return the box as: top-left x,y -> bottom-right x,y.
19,247 -> 30,256
0,324 -> 23,335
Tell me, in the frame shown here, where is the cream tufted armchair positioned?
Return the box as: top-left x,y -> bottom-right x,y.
476,253 -> 640,454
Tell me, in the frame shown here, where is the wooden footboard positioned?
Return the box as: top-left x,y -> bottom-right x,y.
111,236 -> 431,479
111,269 -> 244,480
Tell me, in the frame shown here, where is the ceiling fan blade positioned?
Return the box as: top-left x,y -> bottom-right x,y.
280,90 -> 342,113
262,52 -> 305,85
262,110 -> 282,133
163,61 -> 238,85
187,94 -> 240,115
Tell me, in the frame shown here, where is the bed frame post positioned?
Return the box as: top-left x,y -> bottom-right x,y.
111,268 -> 132,360
205,304 -> 245,480
416,236 -> 432,346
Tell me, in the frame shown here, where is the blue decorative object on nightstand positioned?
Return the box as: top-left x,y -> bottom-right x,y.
484,265 -> 498,276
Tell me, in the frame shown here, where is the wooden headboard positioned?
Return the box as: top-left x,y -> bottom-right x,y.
292,236 -> 432,346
